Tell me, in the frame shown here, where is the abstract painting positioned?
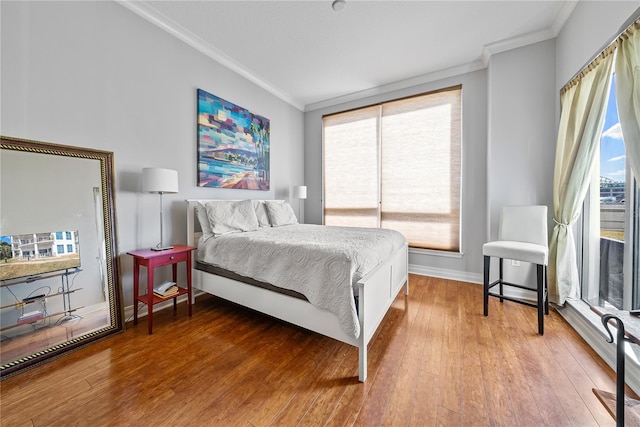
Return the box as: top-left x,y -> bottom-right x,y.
197,89 -> 270,190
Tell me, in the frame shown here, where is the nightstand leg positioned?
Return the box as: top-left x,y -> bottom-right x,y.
147,266 -> 154,334
172,263 -> 178,313
133,261 -> 140,325
187,253 -> 193,317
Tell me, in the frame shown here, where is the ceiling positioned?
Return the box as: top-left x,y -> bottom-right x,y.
119,1 -> 576,111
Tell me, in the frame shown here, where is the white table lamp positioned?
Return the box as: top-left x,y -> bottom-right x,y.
292,185 -> 307,222
143,167 -> 178,251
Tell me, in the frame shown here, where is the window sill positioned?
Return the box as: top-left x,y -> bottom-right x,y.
558,298 -> 640,394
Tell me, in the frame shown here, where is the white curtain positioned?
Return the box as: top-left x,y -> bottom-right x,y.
549,52 -> 615,305
615,20 -> 640,181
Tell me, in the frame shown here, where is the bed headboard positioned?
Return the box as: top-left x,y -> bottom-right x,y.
186,199 -> 284,248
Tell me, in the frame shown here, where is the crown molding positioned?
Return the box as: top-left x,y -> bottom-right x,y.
117,0 -> 577,114
115,0 -> 305,111
481,27 -> 557,67
309,1 -> 576,113
304,60 -> 486,112
551,1 -> 579,36
480,1 -> 577,66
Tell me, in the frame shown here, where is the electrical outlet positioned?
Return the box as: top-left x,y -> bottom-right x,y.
511,260 -> 520,267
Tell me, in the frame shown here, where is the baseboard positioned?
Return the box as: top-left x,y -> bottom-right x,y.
75,301 -> 108,316
409,263 -> 483,284
409,264 -> 539,301
123,294 -> 194,324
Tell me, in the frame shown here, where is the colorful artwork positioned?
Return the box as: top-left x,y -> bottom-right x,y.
197,89 -> 270,190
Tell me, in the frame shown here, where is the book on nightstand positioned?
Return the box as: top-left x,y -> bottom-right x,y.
153,281 -> 178,298
153,287 -> 179,298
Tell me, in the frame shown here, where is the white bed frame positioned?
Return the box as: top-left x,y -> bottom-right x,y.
186,199 -> 409,382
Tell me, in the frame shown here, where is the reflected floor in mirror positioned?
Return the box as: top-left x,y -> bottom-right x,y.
0,309 -> 109,364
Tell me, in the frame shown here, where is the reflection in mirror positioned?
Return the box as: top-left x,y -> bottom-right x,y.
0,136 -> 124,378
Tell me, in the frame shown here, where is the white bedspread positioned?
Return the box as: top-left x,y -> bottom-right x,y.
197,224 -> 406,339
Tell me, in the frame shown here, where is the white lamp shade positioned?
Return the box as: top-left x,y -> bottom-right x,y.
293,185 -> 307,199
142,168 -> 179,193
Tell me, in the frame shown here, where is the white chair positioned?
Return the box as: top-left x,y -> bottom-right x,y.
483,205 -> 549,335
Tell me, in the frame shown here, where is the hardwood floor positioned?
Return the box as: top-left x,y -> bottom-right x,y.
0,275 -> 627,426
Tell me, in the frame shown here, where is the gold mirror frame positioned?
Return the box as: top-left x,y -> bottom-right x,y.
0,136 -> 124,378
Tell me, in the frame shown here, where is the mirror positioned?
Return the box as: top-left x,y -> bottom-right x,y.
0,136 -> 124,378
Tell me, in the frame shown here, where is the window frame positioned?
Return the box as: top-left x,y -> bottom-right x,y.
321,85 -> 463,253
580,71 -> 638,311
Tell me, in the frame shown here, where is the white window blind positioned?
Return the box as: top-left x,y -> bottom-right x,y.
323,86 -> 461,252
323,105 -> 380,228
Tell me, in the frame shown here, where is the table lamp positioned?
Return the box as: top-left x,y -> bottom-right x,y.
142,167 -> 178,251
292,185 -> 307,222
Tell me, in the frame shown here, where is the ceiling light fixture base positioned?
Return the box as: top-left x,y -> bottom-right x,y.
332,0 -> 346,12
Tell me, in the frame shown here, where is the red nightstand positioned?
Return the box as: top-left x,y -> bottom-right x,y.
127,245 -> 196,334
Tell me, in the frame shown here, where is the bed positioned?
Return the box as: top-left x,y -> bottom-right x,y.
186,199 -> 408,382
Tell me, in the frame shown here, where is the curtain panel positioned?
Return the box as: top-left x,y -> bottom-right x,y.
615,20 -> 640,183
550,53 -> 614,305
550,18 -> 639,306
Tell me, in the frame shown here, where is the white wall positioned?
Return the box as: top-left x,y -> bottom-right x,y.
304,40 -> 557,284
556,2 -> 639,95
485,39 -> 557,288
487,39 -> 556,239
1,1 -> 304,307
304,70 -> 488,283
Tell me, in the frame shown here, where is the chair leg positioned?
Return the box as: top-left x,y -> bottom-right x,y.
484,256 -> 490,316
499,258 -> 504,303
537,263 -> 544,335
544,265 -> 549,315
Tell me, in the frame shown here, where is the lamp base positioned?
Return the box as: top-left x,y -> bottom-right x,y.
151,245 -> 174,251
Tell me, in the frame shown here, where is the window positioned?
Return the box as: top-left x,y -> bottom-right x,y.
323,86 -> 462,251
57,244 -> 64,254
583,72 -> 639,311
67,244 -> 73,253
55,231 -> 63,240
66,231 -> 71,240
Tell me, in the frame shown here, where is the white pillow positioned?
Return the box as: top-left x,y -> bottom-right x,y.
265,201 -> 298,227
205,199 -> 259,236
253,201 -> 271,227
194,202 -> 214,242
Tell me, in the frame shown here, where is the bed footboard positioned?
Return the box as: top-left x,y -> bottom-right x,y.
186,199 -> 409,382
357,242 -> 409,381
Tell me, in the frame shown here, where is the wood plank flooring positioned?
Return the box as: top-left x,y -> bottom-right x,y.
0,275 -> 628,426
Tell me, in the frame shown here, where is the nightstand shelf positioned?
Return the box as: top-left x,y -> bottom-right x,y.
127,245 -> 196,334
139,286 -> 189,305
